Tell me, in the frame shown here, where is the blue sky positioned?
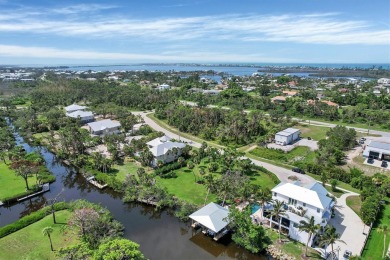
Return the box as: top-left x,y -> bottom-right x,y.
0,0 -> 389,64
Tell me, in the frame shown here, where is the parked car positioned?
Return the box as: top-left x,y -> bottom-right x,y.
382,161 -> 388,168
292,167 -> 305,174
343,250 -> 352,259
367,157 -> 374,164
360,137 -> 366,141
307,137 -> 312,140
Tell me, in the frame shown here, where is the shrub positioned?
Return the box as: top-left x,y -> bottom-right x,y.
154,161 -> 184,175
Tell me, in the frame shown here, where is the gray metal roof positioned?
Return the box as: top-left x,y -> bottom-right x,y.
87,119 -> 121,131
276,128 -> 300,137
66,110 -> 93,118
189,203 -> 230,233
368,141 -> 390,151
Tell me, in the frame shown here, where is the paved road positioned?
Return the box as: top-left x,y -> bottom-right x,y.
135,111 -> 368,257
134,111 -> 314,185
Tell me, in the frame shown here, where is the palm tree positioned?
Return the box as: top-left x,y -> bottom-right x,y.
318,225 -> 346,260
255,188 -> 272,220
42,226 -> 54,251
298,216 -> 321,257
378,224 -> 388,258
270,200 -> 287,242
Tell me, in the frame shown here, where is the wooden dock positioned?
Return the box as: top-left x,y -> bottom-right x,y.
17,183 -> 50,202
137,199 -> 158,206
86,176 -> 108,189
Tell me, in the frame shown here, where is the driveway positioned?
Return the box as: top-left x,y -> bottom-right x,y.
326,192 -> 369,257
267,138 -> 318,152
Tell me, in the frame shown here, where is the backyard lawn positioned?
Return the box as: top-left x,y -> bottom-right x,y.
156,159 -> 277,205
362,198 -> 390,259
0,210 -> 78,260
325,186 -> 345,198
0,162 -> 38,201
265,228 -> 321,259
111,158 -> 148,182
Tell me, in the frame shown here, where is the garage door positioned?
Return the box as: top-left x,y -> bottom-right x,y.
369,151 -> 380,159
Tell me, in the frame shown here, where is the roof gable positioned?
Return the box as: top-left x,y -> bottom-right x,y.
189,203 -> 230,233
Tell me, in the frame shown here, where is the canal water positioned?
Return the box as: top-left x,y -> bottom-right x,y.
0,123 -> 265,260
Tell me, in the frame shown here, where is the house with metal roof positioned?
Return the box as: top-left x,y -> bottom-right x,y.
146,135 -> 186,167
189,202 -> 230,241
274,128 -> 301,145
363,140 -> 390,161
64,104 -> 87,114
260,182 -> 334,246
87,119 -> 121,136
66,110 -> 94,123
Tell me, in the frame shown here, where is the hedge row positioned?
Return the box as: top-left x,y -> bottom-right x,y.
154,161 -> 184,176
0,202 -> 69,238
1,185 -> 41,204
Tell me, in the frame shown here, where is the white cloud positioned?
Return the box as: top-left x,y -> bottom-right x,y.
0,8 -> 388,45
0,44 -> 296,63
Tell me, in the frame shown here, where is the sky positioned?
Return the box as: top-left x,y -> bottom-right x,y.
0,0 -> 389,65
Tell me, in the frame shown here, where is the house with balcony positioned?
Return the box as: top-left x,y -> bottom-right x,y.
146,135 -> 186,167
260,182 -> 334,246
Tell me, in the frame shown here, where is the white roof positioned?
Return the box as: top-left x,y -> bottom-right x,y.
146,135 -> 185,157
272,182 -> 332,209
66,110 -> 93,118
276,128 -> 300,137
87,119 -> 121,131
64,104 -> 86,112
189,203 -> 230,233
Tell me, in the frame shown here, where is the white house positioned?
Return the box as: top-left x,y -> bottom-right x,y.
378,78 -> 390,84
363,140 -> 390,161
66,110 -> 94,123
158,83 -> 171,90
146,135 -> 186,167
87,119 -> 121,136
275,128 -> 301,145
64,104 -> 87,114
261,182 -> 333,246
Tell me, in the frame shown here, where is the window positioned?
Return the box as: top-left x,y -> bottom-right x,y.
317,208 -> 320,213
293,222 -> 298,228
274,192 -> 277,196
288,198 -> 297,205
303,203 -> 306,207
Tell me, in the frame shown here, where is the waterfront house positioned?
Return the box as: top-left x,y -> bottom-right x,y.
87,119 -> 121,136
146,135 -> 186,167
189,202 -> 230,241
259,182 -> 333,246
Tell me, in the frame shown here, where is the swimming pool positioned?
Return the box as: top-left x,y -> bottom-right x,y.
251,204 -> 261,214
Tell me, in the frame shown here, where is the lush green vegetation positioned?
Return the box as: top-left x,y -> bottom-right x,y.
362,198 -> 390,259
325,186 -> 345,198
0,210 -> 77,260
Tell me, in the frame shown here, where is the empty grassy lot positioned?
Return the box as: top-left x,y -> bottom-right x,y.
0,210 -> 78,260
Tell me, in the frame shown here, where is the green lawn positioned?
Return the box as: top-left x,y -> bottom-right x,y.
295,124 -> 329,141
325,186 -> 345,198
362,198 -> 390,259
249,146 -> 316,166
346,195 -> 362,216
156,159 -> 277,205
0,210 -> 78,260
111,158 -> 148,182
0,162 -> 39,201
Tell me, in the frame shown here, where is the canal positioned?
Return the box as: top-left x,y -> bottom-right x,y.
0,123 -> 265,260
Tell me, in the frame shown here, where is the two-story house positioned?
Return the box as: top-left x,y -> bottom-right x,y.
146,135 -> 186,167
264,182 -> 334,246
87,119 -> 121,136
